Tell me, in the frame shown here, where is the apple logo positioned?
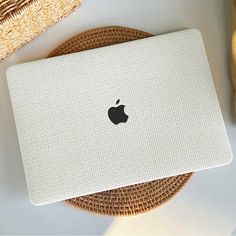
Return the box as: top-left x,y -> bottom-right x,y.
108,99 -> 129,125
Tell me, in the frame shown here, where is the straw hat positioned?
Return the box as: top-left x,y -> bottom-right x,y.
48,26 -> 193,216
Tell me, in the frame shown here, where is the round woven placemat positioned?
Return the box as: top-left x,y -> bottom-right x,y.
48,26 -> 193,216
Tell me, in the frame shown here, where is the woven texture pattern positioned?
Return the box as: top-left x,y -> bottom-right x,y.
0,0 -> 81,61
0,0 -> 31,21
48,26 -> 193,216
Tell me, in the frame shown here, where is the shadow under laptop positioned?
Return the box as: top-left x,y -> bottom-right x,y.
0,62 -> 28,200
232,225 -> 236,236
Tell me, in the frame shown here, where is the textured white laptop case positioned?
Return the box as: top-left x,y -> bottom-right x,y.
6,29 -> 232,205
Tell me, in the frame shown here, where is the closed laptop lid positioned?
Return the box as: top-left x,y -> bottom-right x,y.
6,29 -> 232,205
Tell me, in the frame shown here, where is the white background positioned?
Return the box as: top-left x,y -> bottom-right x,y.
0,0 -> 235,235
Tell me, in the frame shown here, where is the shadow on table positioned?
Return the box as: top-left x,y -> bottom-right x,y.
231,225 -> 236,236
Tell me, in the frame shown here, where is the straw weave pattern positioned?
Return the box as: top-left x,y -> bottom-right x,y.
0,0 -> 81,61
0,0 -> 31,21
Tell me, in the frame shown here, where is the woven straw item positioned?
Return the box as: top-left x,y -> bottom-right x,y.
232,0 -> 236,118
0,0 -> 81,61
0,0 -> 31,21
48,26 -> 193,216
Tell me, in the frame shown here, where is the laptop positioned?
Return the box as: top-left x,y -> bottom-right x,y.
6,29 -> 232,205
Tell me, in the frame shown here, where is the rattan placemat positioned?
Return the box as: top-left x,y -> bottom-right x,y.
48,26 -> 193,216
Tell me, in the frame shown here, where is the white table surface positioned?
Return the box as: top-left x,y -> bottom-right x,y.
0,0 -> 235,235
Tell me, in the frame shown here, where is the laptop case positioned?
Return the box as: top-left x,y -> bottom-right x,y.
6,29 -> 232,205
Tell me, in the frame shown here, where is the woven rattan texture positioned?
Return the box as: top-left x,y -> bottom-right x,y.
0,0 -> 81,61
48,26 -> 193,216
0,0 -> 31,21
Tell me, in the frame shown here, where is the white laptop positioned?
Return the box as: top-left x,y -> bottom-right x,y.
6,29 -> 232,205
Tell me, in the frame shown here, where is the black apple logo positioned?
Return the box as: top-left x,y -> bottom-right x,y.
108,99 -> 129,125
